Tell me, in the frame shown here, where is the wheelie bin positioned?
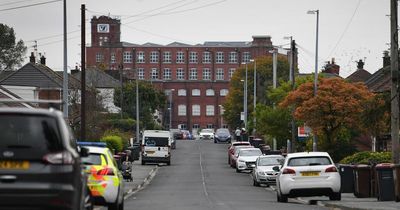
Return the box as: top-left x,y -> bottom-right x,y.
339,164 -> 355,193
353,164 -> 372,198
393,164 -> 400,202
375,163 -> 395,201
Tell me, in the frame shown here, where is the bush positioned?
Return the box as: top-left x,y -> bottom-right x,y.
100,135 -> 123,153
339,151 -> 392,164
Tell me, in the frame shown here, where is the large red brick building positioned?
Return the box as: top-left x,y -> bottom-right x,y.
86,16 -> 289,131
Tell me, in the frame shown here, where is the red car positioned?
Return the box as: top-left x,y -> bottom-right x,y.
228,142 -> 252,167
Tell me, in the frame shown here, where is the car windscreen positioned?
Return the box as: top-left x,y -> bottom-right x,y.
144,137 -> 169,147
288,156 -> 332,166
216,130 -> 229,135
0,114 -> 63,153
81,153 -> 105,165
258,157 -> 283,166
240,149 -> 262,156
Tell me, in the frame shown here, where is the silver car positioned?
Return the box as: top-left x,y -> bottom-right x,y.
252,155 -> 284,187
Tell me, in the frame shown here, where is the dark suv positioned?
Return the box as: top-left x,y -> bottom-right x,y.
0,108 -> 92,210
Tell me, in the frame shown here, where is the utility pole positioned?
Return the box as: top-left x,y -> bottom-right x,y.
244,63 -> 248,130
63,0 -> 68,118
390,0 -> 399,164
290,40 -> 297,153
80,4 -> 86,141
272,49 -> 277,150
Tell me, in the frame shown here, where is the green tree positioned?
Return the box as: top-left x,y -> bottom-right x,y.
114,81 -> 166,130
223,55 -> 290,129
0,24 -> 26,70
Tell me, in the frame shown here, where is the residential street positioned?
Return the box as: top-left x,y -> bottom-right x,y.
122,140 -> 328,210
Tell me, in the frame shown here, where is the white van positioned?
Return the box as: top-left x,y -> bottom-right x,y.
141,130 -> 172,165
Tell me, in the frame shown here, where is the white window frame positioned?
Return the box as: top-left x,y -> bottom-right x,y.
220,89 -> 229,96
216,52 -> 224,64
202,51 -> 211,63
178,89 -> 187,96
192,105 -> 200,116
151,68 -> 158,80
206,105 -> 215,116
216,68 -> 224,80
110,52 -> 116,64
137,51 -> 145,63
123,51 -> 132,63
138,68 -> 145,80
178,105 -> 187,116
192,89 -> 201,96
163,68 -> 171,80
163,51 -> 171,63
229,52 -> 238,63
189,52 -> 198,63
229,68 -> 235,79
206,89 -> 215,96
242,52 -> 251,63
202,68 -> 211,80
95,53 -> 103,63
176,51 -> 185,64
189,68 -> 197,80
150,51 -> 159,63
177,68 -> 185,80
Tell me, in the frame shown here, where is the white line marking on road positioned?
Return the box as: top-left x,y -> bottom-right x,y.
198,143 -> 212,206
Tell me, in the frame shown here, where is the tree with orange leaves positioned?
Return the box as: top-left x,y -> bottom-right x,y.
280,78 -> 374,152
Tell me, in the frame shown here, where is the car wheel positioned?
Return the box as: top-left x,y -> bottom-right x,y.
84,187 -> 94,210
141,160 -> 145,165
329,192 -> 341,201
167,161 -> 171,166
253,179 -> 260,187
236,168 -> 241,173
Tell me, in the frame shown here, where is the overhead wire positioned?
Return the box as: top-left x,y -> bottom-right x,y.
325,0 -> 362,60
0,0 -> 37,7
0,0 -> 61,12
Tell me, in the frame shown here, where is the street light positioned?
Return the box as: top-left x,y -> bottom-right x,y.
241,62 -> 248,130
308,9 -> 319,152
240,79 -> 246,129
219,105 -> 224,128
168,89 -> 175,130
249,59 -> 256,135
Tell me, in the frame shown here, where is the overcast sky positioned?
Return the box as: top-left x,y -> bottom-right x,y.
0,0 -> 391,77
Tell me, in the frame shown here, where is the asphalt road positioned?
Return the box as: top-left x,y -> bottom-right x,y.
123,140 -> 331,210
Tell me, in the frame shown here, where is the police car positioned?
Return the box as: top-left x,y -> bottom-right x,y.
79,142 -> 124,210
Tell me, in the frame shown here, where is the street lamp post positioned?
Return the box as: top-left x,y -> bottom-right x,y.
308,9 -> 319,152
250,59 -> 256,135
219,105 -> 224,128
240,79 -> 245,129
241,62 -> 248,130
169,89 -> 175,130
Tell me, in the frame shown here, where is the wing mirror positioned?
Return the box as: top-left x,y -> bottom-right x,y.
79,147 -> 89,157
272,165 -> 280,172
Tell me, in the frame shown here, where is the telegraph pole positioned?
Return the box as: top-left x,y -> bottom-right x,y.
390,0 -> 399,164
272,49 -> 277,150
80,4 -> 86,141
290,40 -> 297,153
63,0 -> 68,118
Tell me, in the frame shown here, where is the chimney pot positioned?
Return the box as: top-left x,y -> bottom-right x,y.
40,56 -> 46,65
29,52 -> 35,63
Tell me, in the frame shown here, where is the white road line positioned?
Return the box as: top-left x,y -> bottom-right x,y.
198,143 -> 212,206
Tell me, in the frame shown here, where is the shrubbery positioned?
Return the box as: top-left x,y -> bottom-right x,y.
100,135 -> 123,153
339,151 -> 391,164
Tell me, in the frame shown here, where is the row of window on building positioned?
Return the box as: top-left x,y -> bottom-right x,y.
96,51 -> 252,64
170,88 -> 229,97
176,104 -> 223,117
135,67 -> 236,80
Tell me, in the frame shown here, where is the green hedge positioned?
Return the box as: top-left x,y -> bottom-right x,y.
100,135 -> 123,153
339,151 -> 391,164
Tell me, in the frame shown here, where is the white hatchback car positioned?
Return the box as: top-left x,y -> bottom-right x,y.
235,148 -> 262,172
252,155 -> 284,187
275,152 -> 341,202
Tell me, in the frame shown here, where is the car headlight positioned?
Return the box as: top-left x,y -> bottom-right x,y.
215,135 -> 219,138
238,159 -> 245,162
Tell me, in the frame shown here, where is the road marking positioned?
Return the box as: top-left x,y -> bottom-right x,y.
198,142 -> 212,206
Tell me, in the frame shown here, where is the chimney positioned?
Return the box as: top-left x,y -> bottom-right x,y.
251,35 -> 272,48
357,59 -> 365,70
383,51 -> 390,67
40,55 -> 46,65
29,52 -> 35,63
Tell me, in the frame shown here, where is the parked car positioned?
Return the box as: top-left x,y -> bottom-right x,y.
80,144 -> 124,210
275,152 -> 341,203
199,129 -> 214,140
181,130 -> 193,140
235,148 -> 262,172
228,141 -> 251,165
170,129 -> 183,140
0,107 -> 92,209
230,145 -> 254,168
214,128 -> 232,143
252,155 -> 284,187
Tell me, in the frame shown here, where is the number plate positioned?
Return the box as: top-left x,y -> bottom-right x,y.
301,171 -> 320,176
0,161 -> 30,169
146,151 -> 155,154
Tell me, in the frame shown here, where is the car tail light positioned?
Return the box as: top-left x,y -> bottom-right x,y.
97,167 -> 115,176
282,168 -> 296,175
43,151 -> 74,165
325,166 -> 338,173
